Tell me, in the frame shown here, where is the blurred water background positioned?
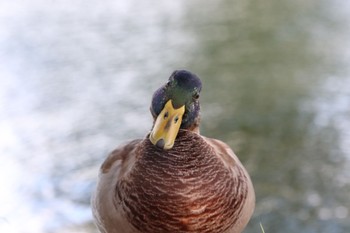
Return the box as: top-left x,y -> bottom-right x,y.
0,0 -> 350,232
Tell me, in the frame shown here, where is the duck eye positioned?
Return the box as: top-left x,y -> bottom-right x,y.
174,116 -> 179,123
193,92 -> 200,100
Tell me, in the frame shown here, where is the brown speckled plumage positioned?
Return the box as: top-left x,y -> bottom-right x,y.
92,130 -> 255,233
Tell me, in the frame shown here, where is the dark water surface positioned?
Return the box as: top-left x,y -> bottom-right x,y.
0,0 -> 349,232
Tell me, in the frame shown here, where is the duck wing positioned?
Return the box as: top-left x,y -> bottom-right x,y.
92,139 -> 142,233
203,136 -> 255,233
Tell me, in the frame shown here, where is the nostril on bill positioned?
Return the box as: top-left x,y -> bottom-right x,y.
156,139 -> 165,149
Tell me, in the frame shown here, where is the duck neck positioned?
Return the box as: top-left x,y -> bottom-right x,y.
182,116 -> 201,134
184,124 -> 200,134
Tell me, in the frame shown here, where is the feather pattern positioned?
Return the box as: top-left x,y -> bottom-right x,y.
92,130 -> 255,233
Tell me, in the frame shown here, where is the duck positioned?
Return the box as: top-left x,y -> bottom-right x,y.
92,70 -> 255,233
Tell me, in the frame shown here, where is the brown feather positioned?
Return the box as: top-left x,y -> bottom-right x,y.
92,130 -> 255,233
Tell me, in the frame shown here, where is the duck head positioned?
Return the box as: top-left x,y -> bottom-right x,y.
149,70 -> 202,150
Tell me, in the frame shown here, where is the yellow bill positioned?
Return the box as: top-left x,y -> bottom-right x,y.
149,99 -> 185,149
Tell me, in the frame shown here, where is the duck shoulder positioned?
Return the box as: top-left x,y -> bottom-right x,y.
100,139 -> 142,174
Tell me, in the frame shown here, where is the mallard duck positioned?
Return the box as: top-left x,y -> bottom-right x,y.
92,70 -> 255,233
